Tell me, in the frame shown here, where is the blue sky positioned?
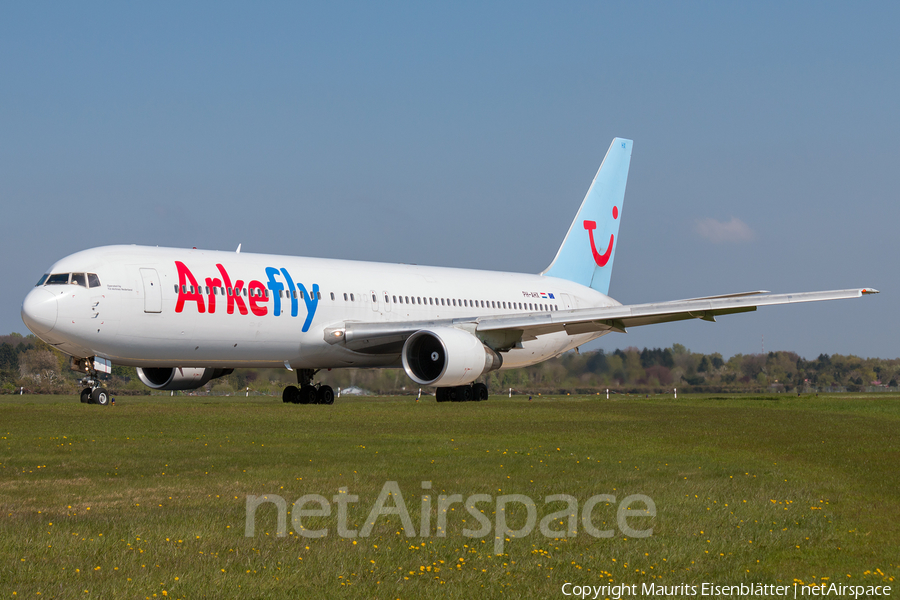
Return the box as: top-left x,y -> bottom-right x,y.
2,2 -> 897,359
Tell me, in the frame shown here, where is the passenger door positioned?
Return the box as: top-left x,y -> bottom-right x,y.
140,268 -> 162,313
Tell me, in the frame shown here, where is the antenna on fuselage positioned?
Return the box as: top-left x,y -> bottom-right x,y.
236,244 -> 242,253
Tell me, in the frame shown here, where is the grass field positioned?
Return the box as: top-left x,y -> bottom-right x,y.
1,392 -> 897,599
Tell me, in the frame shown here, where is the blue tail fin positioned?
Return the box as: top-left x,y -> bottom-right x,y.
541,137 -> 632,295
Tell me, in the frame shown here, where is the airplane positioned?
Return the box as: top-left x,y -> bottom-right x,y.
21,138 -> 877,406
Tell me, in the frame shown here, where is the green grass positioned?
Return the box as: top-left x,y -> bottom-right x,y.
1,393 -> 897,599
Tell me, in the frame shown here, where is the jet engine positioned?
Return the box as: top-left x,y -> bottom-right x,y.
401,327 -> 502,387
137,367 -> 234,391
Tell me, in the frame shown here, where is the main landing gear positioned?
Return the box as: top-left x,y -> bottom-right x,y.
435,382 -> 489,403
282,369 -> 335,406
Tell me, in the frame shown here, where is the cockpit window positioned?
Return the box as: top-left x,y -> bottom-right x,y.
41,272 -> 101,287
36,274 -> 49,287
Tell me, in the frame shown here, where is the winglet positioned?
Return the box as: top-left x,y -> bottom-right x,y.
861,288 -> 879,295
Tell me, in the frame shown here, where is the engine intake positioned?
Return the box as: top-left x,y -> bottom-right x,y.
402,327 -> 502,387
137,367 -> 233,391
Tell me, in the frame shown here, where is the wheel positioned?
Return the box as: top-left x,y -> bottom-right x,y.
317,385 -> 335,405
299,385 -> 317,405
461,385 -> 473,402
283,385 -> 299,404
472,383 -> 489,401
435,388 -> 449,403
451,386 -> 472,402
91,388 -> 110,406
80,388 -> 92,404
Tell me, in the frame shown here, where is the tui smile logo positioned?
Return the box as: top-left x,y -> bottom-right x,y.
583,206 -> 618,267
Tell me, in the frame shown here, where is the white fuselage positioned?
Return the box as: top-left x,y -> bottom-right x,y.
23,245 -> 619,371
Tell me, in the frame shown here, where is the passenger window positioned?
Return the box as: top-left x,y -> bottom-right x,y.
372,294 -> 377,302
46,273 -> 69,285
440,298 -> 445,306
343,293 -> 348,301
429,298 -> 433,305
452,299 -> 457,306
69,273 -> 85,287
330,292 -> 335,301
317,292 -> 321,300
405,296 -> 409,304
350,293 -> 355,302
385,295 -> 389,303
174,285 -> 179,293
300,290 -> 305,299
393,295 -> 397,303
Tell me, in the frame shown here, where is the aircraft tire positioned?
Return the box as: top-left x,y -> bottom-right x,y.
299,385 -> 317,405
80,388 -> 92,404
318,385 -> 335,405
91,388 -> 110,406
435,388 -> 448,403
472,383 -> 488,401
283,385 -> 299,404
452,385 -> 472,402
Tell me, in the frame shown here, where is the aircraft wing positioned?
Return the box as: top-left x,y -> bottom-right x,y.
324,288 -> 878,354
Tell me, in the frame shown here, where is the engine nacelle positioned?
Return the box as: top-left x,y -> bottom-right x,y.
402,327 -> 502,387
137,367 -> 233,391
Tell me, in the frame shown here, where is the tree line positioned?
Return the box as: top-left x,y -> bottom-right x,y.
2,333 -> 896,395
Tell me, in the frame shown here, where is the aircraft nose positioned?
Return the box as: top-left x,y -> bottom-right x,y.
21,288 -> 58,335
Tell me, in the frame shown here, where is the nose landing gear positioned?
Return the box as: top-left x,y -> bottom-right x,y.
282,369 -> 335,406
79,378 -> 110,406
73,357 -> 112,406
